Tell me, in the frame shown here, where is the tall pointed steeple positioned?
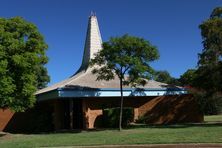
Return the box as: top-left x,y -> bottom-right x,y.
79,12 -> 102,71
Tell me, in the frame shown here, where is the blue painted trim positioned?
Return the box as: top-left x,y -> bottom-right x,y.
58,89 -> 187,98
37,87 -> 187,101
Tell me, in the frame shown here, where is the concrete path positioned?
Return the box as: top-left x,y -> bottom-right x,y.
44,143 -> 222,148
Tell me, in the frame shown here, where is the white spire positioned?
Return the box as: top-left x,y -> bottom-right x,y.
79,13 -> 102,71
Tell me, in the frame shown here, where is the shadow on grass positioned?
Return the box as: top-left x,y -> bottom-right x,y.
20,128 -> 120,135
126,122 -> 222,129
0,133 -> 6,137
5,122 -> 222,135
36,123 -> 222,135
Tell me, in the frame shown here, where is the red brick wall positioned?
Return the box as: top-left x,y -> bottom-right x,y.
137,95 -> 203,124
82,94 -> 203,128
0,109 -> 14,131
0,101 -> 54,133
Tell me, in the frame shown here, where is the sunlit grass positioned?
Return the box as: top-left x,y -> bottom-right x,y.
0,122 -> 222,148
204,114 -> 222,122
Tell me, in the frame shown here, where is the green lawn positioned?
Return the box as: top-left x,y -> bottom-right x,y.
0,115 -> 222,148
204,114 -> 222,122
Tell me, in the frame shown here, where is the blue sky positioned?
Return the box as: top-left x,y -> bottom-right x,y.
0,0 -> 221,85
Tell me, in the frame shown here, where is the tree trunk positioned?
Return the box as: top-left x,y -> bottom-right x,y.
119,76 -> 124,131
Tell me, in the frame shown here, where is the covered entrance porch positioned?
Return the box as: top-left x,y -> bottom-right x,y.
38,87 -> 191,130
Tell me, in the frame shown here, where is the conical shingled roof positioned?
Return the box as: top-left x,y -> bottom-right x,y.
36,14 -> 170,95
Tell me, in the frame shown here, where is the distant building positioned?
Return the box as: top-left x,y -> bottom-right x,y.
0,14 -> 203,132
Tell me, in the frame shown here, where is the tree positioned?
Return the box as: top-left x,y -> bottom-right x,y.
196,7 -> 222,92
0,17 -> 49,112
90,34 -> 159,131
153,70 -> 181,86
153,71 -> 171,83
179,69 -> 196,86
192,7 -> 222,114
153,70 -> 180,85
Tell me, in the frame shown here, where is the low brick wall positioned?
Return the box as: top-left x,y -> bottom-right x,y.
82,94 -> 203,128
0,101 -> 54,133
0,109 -> 14,131
137,95 -> 203,124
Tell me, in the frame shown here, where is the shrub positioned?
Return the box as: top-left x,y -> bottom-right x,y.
136,115 -> 148,124
102,107 -> 134,128
193,91 -> 222,115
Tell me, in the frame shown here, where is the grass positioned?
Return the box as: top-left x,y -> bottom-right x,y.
0,115 -> 222,148
204,114 -> 222,122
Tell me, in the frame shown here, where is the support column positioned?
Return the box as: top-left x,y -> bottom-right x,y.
53,100 -> 63,130
69,99 -> 73,129
134,108 -> 139,121
82,99 -> 89,129
88,109 -> 103,128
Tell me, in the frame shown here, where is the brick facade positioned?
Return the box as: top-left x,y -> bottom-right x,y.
81,94 -> 203,128
0,94 -> 203,132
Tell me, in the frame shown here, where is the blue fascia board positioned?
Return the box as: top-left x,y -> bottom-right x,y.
37,87 -> 187,101
58,89 -> 187,98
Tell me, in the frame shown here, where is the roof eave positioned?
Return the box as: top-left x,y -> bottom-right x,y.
36,87 -> 188,102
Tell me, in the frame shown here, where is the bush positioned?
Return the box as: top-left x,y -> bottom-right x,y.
102,107 -> 134,128
204,93 -> 222,115
135,115 -> 148,124
193,91 -> 222,115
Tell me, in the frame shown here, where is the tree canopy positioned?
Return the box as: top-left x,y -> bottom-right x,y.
179,69 -> 196,86
91,34 -> 159,86
153,71 -> 171,84
0,17 -> 49,112
153,70 -> 180,86
195,7 -> 222,92
90,34 -> 159,130
189,7 -> 222,115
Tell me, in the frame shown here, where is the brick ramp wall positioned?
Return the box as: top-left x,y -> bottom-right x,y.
83,94 -> 203,128
137,95 -> 203,124
0,109 -> 14,131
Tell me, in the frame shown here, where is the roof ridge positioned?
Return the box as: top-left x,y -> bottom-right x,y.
65,69 -> 90,86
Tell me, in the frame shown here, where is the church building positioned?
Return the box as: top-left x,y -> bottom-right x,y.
0,14 -> 203,132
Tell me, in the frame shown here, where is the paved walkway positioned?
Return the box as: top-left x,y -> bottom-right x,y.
44,144 -> 222,148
